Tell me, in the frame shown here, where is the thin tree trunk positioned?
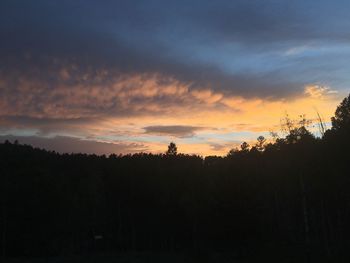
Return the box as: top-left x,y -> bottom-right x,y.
2,202 -> 6,260
193,216 -> 197,249
2,175 -> 7,261
273,190 -> 280,236
117,200 -> 123,246
322,199 -> 331,258
299,172 -> 310,262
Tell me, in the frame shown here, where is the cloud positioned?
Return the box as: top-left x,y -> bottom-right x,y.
0,115 -> 94,134
0,73 -> 222,121
209,142 -> 235,152
143,125 -> 207,137
304,84 -> 338,99
2,0 -> 349,99
0,135 -> 147,155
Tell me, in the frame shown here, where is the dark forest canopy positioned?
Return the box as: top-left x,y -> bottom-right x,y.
1,94 -> 350,262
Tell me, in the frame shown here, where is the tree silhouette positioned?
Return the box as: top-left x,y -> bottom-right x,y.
166,142 -> 177,155
285,126 -> 315,144
240,142 -> 250,152
256,136 -> 266,152
227,147 -> 239,157
331,93 -> 350,131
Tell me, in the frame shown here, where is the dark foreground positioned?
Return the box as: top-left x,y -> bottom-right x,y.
3,250 -> 346,263
2,95 -> 350,262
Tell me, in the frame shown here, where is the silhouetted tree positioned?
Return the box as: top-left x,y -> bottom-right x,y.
240,141 -> 250,152
256,136 -> 266,152
285,126 -> 315,144
227,147 -> 239,157
331,93 -> 350,131
166,142 -> 177,155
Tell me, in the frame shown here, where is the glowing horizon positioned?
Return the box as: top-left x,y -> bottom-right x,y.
0,73 -> 343,156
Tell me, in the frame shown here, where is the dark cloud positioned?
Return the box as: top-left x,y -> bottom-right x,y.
0,135 -> 147,155
2,0 -> 349,100
209,142 -> 236,152
190,1 -> 350,44
0,115 -> 94,135
144,125 -> 207,137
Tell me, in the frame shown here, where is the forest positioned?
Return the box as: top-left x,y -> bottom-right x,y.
1,94 -> 350,262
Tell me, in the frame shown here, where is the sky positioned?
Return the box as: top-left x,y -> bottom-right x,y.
0,0 -> 349,156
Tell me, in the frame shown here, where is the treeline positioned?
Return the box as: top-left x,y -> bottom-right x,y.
1,94 -> 350,261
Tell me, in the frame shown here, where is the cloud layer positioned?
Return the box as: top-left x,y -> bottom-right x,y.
2,0 -> 350,97
0,1 -> 349,155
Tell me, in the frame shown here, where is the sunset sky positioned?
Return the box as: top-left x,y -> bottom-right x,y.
1,0 -> 349,156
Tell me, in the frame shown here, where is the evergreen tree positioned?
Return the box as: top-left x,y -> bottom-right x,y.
166,142 -> 177,155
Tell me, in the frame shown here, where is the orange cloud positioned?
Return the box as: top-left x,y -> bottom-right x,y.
0,71 -> 345,156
